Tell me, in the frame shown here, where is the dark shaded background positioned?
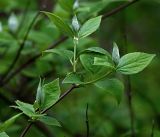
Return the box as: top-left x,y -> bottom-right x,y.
0,0 -> 160,137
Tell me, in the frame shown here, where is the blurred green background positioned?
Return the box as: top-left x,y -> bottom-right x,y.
0,0 -> 160,137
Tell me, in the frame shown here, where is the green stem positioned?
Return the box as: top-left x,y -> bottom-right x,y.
73,37 -> 78,72
83,71 -> 113,85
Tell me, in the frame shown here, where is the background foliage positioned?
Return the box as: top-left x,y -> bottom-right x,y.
0,0 -> 160,137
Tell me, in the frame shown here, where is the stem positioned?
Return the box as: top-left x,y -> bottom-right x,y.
121,11 -> 135,137
42,85 -> 78,114
20,123 -> 33,137
0,0 -> 140,87
83,71 -> 113,85
0,36 -> 68,87
102,0 -> 139,20
125,77 -> 135,137
73,37 -> 78,72
86,103 -> 89,137
151,120 -> 155,137
19,85 -> 78,137
0,12 -> 40,82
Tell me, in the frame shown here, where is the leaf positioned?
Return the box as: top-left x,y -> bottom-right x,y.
112,42 -> 120,64
117,52 -> 155,75
79,47 -> 111,57
80,53 -> 114,84
14,100 -> 35,117
78,16 -> 102,38
94,57 -> 115,69
42,78 -> 61,110
72,15 -> 80,32
73,0 -> 79,9
42,12 -> 74,37
58,0 -> 74,12
43,49 -> 74,61
36,78 -> 45,109
0,22 -> 2,32
0,113 -> 22,132
0,132 -> 9,137
38,116 -> 61,127
80,53 -> 113,74
95,78 -> 124,104
63,72 -> 84,84
8,13 -> 19,32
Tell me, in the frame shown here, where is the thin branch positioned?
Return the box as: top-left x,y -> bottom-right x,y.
125,77 -> 135,137
0,0 -> 140,87
151,120 -> 155,137
102,0 -> 139,20
86,103 -> 89,137
17,0 -> 31,34
1,12 -> 40,82
35,122 -> 55,137
19,85 -> 78,137
0,36 -> 67,87
121,11 -> 135,137
20,123 -> 33,137
0,89 -> 55,137
42,84 -> 78,114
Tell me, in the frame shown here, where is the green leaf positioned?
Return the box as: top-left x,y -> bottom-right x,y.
0,113 -> 22,132
38,116 -> 61,127
42,12 -> 74,37
43,49 -> 74,62
14,100 -> 35,117
58,0 -> 74,12
80,53 -> 114,84
42,78 -> 61,110
0,132 -> 9,137
112,42 -> 120,64
95,78 -> 124,104
36,78 -> 45,109
79,47 -> 111,56
94,57 -> 115,69
117,52 -> 155,75
63,72 -> 84,84
72,15 -> 80,32
80,53 -> 113,74
78,16 -> 102,38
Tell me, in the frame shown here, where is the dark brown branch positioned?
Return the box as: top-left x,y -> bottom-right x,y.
1,12 -> 40,82
102,0 -> 139,20
19,85 -> 78,137
42,84 -> 78,114
20,123 -> 33,137
35,122 -> 55,137
86,103 -> 89,137
0,89 -> 55,137
125,77 -> 135,137
121,11 -> 135,137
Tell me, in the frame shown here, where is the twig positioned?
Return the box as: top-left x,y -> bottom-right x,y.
17,0 -> 31,34
19,85 -> 78,137
125,77 -> 135,137
121,11 -> 135,137
1,12 -> 40,82
0,0 -> 140,87
0,90 -> 55,137
102,0 -> 139,20
0,36 -> 68,87
20,123 -> 33,137
151,120 -> 155,137
86,103 -> 89,137
42,84 -> 78,114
